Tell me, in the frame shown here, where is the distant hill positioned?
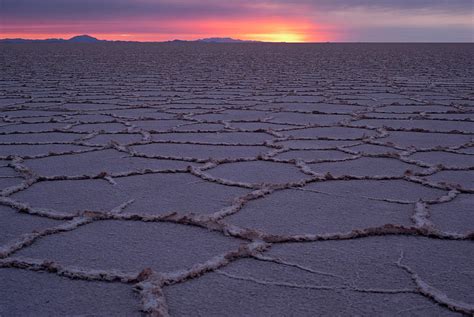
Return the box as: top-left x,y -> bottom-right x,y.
0,35 -> 259,44
68,35 -> 102,43
0,38 -> 65,44
195,37 -> 259,43
0,35 -> 102,44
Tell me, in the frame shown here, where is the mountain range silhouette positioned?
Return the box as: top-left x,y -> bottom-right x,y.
0,35 -> 259,44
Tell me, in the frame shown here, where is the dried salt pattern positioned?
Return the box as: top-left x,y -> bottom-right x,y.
0,43 -> 473,316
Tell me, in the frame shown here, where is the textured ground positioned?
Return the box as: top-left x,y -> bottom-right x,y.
0,43 -> 473,316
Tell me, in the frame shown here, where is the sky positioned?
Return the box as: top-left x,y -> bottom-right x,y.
1,0 -> 473,42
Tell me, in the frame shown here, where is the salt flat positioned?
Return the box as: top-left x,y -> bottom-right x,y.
0,43 -> 473,316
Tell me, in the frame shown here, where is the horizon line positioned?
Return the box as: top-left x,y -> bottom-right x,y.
1,34 -> 474,44
1,40 -> 473,44
1,39 -> 473,45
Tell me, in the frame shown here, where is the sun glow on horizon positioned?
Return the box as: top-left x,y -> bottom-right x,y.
191,18 -> 329,43
245,32 -> 303,42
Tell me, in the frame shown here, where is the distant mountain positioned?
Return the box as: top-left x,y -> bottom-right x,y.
196,37 -> 258,43
0,35 -> 259,44
68,35 -> 102,43
0,38 -> 65,44
0,35 -> 102,44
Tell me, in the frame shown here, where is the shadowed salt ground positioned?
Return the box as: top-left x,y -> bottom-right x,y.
0,43 -> 473,316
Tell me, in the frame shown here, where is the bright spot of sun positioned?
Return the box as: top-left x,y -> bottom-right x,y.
249,32 -> 306,43
237,20 -> 318,42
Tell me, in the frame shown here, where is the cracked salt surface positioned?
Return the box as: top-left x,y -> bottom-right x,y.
0,43 -> 473,316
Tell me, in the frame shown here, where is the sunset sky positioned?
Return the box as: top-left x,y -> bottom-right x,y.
1,0 -> 473,42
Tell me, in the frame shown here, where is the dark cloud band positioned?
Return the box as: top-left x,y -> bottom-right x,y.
1,0 -> 472,20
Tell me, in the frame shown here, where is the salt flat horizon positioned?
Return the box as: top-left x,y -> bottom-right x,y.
0,43 -> 473,316
2,41 -> 474,45
2,34 -> 474,44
